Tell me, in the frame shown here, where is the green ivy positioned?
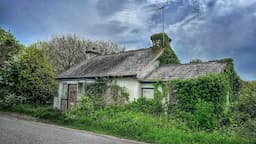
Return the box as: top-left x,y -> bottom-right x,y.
84,78 -> 129,109
111,84 -> 129,103
171,74 -> 228,116
84,78 -> 108,109
150,33 -> 180,65
153,59 -> 241,117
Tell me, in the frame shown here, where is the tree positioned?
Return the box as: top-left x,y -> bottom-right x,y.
190,59 -> 203,64
1,46 -> 57,105
0,28 -> 22,67
37,34 -> 124,73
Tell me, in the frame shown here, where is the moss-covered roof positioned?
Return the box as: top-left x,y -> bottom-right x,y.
57,48 -> 161,79
144,61 -> 227,81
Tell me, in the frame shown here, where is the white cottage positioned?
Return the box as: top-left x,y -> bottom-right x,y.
53,34 -> 227,111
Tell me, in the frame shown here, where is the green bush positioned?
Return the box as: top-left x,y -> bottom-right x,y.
70,107 -> 250,144
189,59 -> 203,63
126,97 -> 164,115
194,100 -> 217,130
171,74 -> 228,116
0,27 -> 22,67
239,119 -> 256,139
85,78 -> 108,109
1,104 -> 252,144
237,81 -> 256,119
0,46 -> 57,105
0,93 -> 25,109
65,95 -> 94,120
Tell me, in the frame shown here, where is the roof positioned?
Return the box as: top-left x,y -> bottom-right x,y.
57,48 -> 160,79
144,61 -> 227,81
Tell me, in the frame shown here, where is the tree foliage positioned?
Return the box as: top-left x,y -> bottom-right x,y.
0,46 -> 57,105
0,28 -> 22,67
237,81 -> 256,119
36,34 -> 124,73
190,59 -> 203,64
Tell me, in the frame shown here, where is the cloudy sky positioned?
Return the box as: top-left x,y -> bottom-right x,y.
1,0 -> 256,80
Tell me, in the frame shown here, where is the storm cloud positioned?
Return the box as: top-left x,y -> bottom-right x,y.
0,0 -> 255,80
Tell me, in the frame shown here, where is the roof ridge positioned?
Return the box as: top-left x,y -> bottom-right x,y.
94,47 -> 152,57
157,60 -> 226,68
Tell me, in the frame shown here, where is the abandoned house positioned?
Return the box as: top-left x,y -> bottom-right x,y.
54,33 -> 236,111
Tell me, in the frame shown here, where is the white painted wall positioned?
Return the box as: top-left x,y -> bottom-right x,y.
54,79 -> 95,110
54,78 -> 143,109
114,78 -> 141,101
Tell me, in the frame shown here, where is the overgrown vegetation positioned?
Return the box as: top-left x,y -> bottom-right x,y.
2,79 -> 255,143
1,103 -> 252,144
0,29 -> 255,143
151,33 -> 180,64
0,28 -> 23,67
190,59 -> 203,63
84,78 -> 129,109
0,46 -> 57,105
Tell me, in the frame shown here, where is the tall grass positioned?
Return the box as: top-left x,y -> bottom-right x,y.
1,104 -> 253,144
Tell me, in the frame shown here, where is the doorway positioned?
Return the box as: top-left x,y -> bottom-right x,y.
68,84 -> 77,109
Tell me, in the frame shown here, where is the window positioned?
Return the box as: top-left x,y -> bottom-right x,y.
142,88 -> 154,99
78,82 -> 83,94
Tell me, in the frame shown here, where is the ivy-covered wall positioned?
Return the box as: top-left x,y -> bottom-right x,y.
171,74 -> 229,116
150,33 -> 180,65
154,59 -> 241,117
84,78 -> 129,109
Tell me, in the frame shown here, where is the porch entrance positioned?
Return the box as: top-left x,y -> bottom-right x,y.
68,84 -> 77,109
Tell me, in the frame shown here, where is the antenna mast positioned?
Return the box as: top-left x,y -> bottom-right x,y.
149,0 -> 170,48
157,0 -> 169,48
159,6 -> 165,48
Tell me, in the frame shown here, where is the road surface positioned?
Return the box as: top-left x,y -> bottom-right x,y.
0,113 -> 144,144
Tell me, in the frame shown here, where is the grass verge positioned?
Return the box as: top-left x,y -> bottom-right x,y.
0,104 -> 254,144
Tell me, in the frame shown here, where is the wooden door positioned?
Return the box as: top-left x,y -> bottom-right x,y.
68,84 -> 77,109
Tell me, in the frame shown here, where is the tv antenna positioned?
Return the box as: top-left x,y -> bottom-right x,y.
149,0 -> 171,48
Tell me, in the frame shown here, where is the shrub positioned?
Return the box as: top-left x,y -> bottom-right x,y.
194,100 -> 217,130
65,95 -> 94,120
0,46 -> 57,105
1,104 -> 251,144
0,27 -> 22,67
237,81 -> 256,119
239,119 -> 256,139
190,59 -> 203,63
126,97 -> 164,115
85,78 -> 108,109
170,74 -> 228,116
0,93 -> 25,109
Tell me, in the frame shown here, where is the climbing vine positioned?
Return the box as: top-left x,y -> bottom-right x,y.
84,78 -> 109,109
151,33 -> 180,65
84,78 -> 129,109
153,58 -> 241,117
111,83 -> 129,104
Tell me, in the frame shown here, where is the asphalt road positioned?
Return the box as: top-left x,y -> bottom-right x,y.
0,113 -> 144,144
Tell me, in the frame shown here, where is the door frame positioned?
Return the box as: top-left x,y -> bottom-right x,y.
67,84 -> 78,110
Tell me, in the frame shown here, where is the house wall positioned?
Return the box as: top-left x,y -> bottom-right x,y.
53,79 -> 95,110
114,78 -> 141,101
54,78 -> 143,110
